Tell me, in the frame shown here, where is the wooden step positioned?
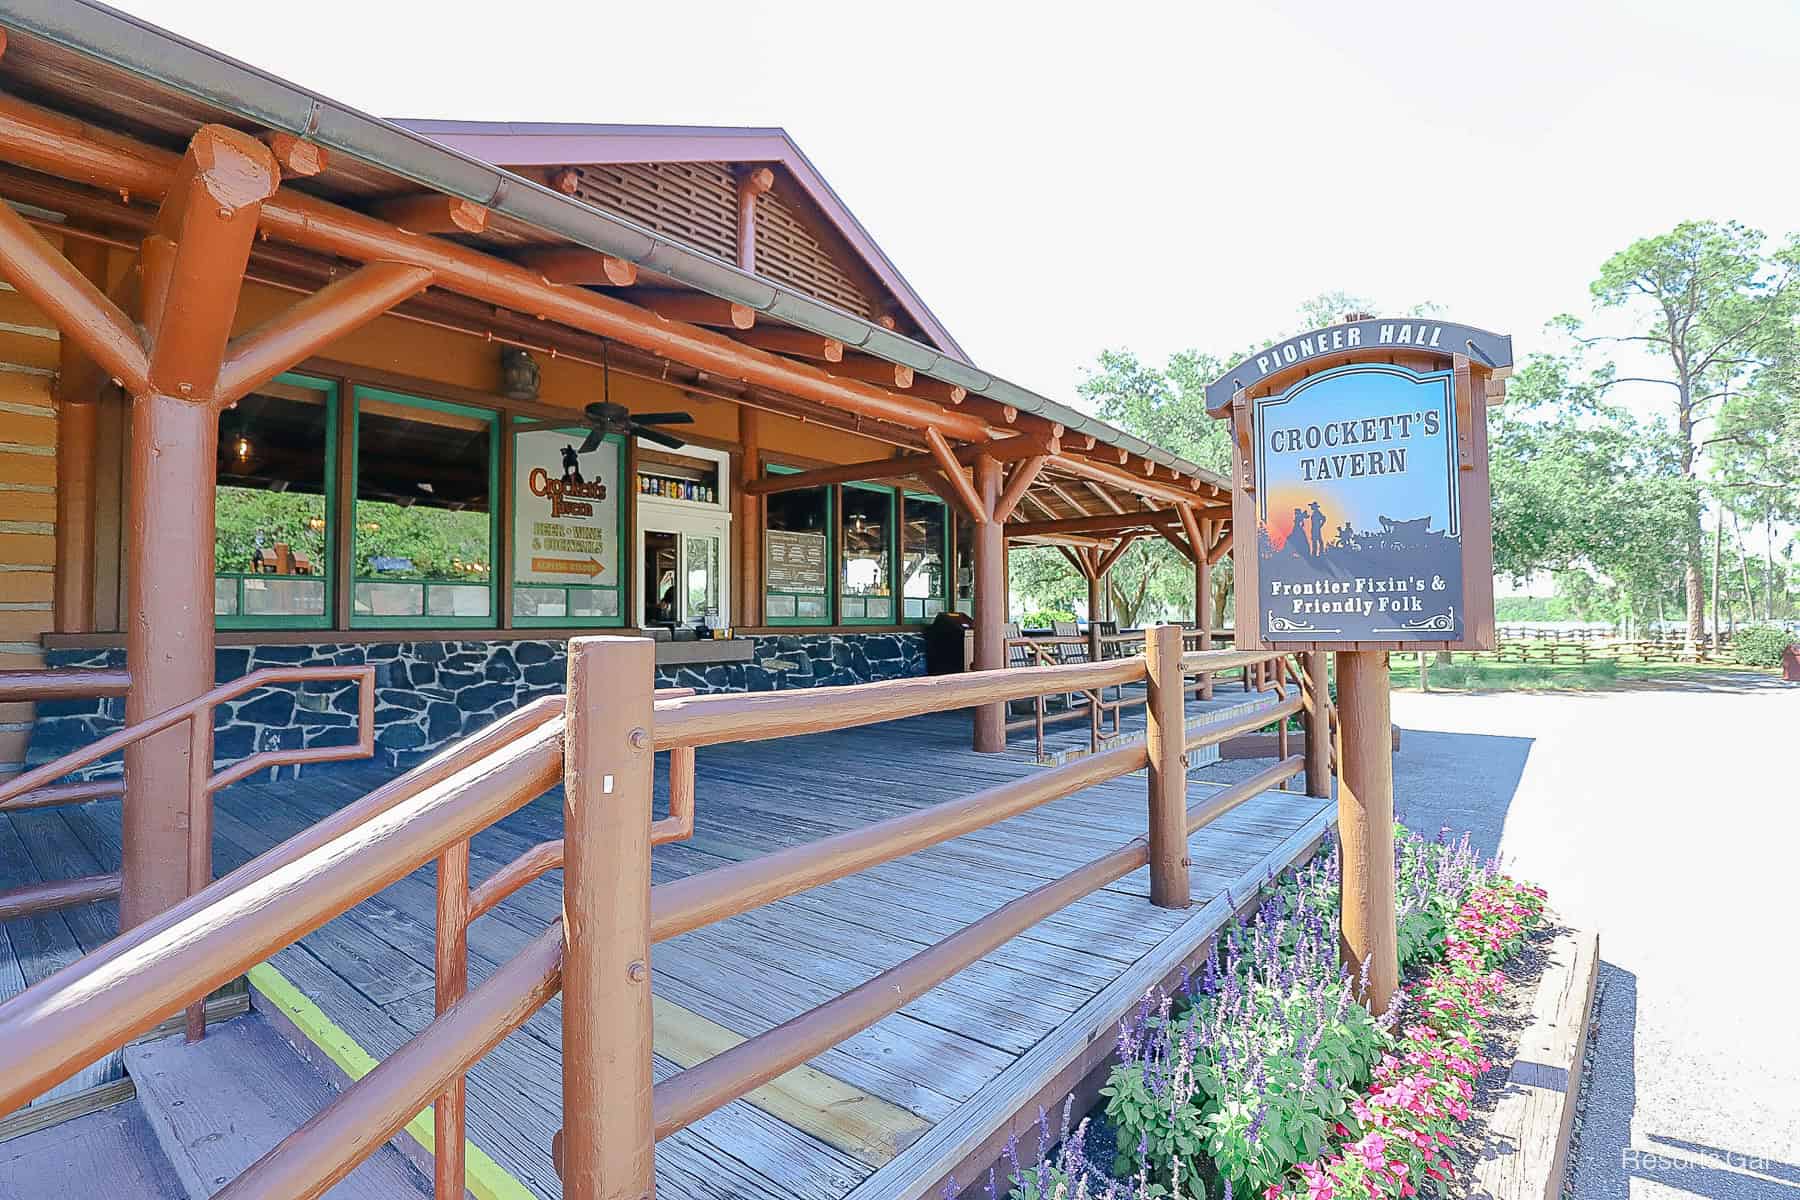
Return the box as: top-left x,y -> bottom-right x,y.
0,1093 -> 185,1200
124,1013 -> 432,1199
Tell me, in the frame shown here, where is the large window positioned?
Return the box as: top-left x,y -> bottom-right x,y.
839,484 -> 894,624
351,389 -> 497,626
214,374 -> 335,629
511,420 -> 625,627
900,492 -> 947,622
763,470 -> 832,625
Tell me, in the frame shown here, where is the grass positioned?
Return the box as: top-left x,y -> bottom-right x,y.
1387,653 -> 1773,693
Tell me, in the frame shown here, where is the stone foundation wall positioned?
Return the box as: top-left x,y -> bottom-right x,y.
29,632 -> 924,769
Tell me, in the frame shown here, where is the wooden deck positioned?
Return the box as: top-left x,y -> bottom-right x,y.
1,694 -> 1330,1200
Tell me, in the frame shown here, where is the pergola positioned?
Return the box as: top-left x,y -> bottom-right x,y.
0,8 -> 1233,925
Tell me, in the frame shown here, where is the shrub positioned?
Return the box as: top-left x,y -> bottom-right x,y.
1732,626 -> 1795,668
1020,608 -> 1078,630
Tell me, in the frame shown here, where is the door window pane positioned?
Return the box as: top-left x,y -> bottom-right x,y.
954,512 -> 976,615
353,392 -> 494,624
902,494 -> 946,622
214,377 -> 332,626
840,486 -> 892,623
686,534 -> 719,623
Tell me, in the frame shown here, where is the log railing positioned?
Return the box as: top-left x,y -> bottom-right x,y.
0,629 -> 1330,1200
0,665 -> 377,1037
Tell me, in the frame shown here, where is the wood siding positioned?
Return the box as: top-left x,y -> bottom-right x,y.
567,162 -> 874,318
0,281 -> 58,777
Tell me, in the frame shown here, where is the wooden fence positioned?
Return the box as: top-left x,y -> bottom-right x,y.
0,628 -> 1331,1199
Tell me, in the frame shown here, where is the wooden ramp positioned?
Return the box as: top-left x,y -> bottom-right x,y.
2,697 -> 1329,1200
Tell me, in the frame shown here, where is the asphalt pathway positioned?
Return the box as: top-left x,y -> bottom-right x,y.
1193,671 -> 1800,1200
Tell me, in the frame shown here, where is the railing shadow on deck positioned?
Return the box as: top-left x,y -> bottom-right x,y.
0,629 -> 1333,1200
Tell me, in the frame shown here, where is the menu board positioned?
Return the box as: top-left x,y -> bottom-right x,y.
512,427 -> 621,586
765,529 -> 827,594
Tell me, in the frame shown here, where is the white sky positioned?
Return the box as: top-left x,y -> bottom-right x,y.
117,0 -> 1800,416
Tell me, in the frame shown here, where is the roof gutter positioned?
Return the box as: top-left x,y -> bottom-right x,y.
6,0 -> 1221,490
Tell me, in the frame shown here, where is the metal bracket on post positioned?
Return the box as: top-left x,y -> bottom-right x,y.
560,636 -> 657,1198
1145,624 -> 1190,908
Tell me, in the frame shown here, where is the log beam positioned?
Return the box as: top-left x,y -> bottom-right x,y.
925,427 -> 988,524
218,262 -> 435,404
372,194 -> 489,235
634,289 -> 756,330
908,378 -> 967,405
1005,510 -> 1195,538
0,200 -> 146,394
258,132 -> 327,178
729,328 -> 843,362
830,356 -> 914,389
736,166 -> 775,271
1095,533 -> 1140,577
516,247 -> 638,288
993,455 -> 1048,525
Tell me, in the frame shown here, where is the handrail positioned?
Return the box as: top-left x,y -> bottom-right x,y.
0,665 -> 375,807
0,667 -> 130,701
651,656 -> 1148,750
0,712 -> 563,1116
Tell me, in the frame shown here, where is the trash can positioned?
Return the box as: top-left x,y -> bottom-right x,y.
1783,641 -> 1800,683
925,610 -> 975,675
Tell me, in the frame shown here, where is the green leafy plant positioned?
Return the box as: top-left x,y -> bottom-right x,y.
1732,625 -> 1795,668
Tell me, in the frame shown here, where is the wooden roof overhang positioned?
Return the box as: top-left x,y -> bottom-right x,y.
0,8 -> 1233,539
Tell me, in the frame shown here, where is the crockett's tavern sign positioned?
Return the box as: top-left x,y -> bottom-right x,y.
1207,317 -> 1512,653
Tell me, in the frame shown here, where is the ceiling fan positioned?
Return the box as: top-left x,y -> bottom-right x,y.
511,350 -> 694,451
513,400 -> 694,451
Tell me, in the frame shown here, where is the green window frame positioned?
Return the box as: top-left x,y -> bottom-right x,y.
215,371 -> 338,632
350,387 -> 499,629
510,418 -> 627,628
839,482 -> 896,626
899,489 -> 949,624
762,464 -> 834,627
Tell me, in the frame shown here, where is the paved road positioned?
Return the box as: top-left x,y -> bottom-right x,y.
1195,671 -> 1800,1200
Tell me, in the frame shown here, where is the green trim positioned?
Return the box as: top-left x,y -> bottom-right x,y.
762,465 -> 834,627
508,419 -> 626,628
350,387 -> 499,630
246,962 -> 536,1200
839,483 -> 896,627
215,373 -> 337,632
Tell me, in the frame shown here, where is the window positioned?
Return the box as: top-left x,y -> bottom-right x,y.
511,420 -> 625,627
954,511 -> 976,615
900,492 -> 947,622
763,470 -> 831,625
839,484 -> 894,624
214,374 -> 335,629
351,389 -> 497,626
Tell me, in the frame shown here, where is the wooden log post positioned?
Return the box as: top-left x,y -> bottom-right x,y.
122,128 -> 277,928
971,454 -> 1006,752
1195,522 -> 1214,700
1302,650 -> 1330,799
1144,624 -> 1190,908
560,637 -> 656,1198
1335,650 -> 1398,1012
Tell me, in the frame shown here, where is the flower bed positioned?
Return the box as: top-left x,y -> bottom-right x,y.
992,829 -> 1547,1200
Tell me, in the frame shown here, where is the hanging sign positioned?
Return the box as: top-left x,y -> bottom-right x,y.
512,428 -> 620,585
1208,318 -> 1511,651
